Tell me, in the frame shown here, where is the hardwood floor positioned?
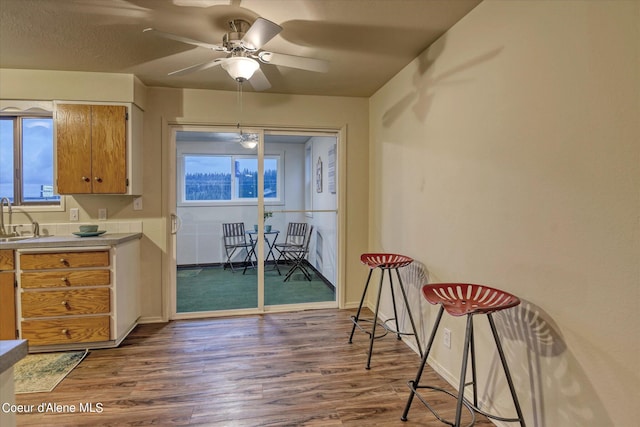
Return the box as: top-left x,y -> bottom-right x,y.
15,309 -> 494,426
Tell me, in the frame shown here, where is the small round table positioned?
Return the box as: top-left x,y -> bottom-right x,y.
246,229 -> 281,274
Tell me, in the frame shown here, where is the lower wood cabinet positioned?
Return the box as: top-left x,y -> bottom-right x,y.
17,241 -> 139,352
0,250 -> 16,340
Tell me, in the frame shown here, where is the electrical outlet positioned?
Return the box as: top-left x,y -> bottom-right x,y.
443,328 -> 451,349
133,197 -> 143,211
69,208 -> 79,221
98,208 -> 107,221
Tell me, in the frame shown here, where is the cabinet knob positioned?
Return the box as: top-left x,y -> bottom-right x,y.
82,176 -> 90,182
94,176 -> 103,183
61,277 -> 69,284
61,300 -> 69,308
60,258 -> 68,265
61,329 -> 69,335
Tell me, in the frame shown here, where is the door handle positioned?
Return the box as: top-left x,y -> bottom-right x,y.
170,213 -> 181,235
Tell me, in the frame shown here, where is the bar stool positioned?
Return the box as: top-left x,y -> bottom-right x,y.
401,283 -> 526,426
348,253 -> 422,369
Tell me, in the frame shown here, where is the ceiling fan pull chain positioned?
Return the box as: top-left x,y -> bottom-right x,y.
236,80 -> 243,129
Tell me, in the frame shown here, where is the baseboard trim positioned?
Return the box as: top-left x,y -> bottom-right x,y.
138,316 -> 167,324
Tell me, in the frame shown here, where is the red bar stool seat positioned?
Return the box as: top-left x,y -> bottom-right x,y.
401,283 -> 526,426
348,253 -> 422,369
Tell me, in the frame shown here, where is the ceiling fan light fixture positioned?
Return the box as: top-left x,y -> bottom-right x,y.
221,57 -> 259,82
240,139 -> 258,149
239,131 -> 258,149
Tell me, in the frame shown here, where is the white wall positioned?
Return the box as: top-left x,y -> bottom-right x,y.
306,136 -> 338,285
369,1 -> 639,426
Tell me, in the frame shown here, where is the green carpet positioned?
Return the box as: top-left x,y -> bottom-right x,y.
177,264 -> 335,312
177,268 -> 202,278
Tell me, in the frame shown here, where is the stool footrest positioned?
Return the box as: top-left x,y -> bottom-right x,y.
381,318 -> 420,337
350,316 -> 389,340
405,380 -> 526,425
403,380 -> 475,427
350,316 -> 419,339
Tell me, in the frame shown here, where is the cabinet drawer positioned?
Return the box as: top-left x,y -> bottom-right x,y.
22,316 -> 110,345
20,251 -> 109,270
0,250 -> 14,270
21,288 -> 110,317
21,270 -> 110,289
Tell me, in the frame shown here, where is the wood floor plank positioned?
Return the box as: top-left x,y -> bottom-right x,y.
15,308 -> 495,426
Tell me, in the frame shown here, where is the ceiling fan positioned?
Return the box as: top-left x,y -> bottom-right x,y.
144,17 -> 329,91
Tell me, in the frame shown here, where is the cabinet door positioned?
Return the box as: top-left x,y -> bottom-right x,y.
0,272 -> 16,339
0,250 -> 16,339
56,104 -> 93,194
91,105 -> 127,194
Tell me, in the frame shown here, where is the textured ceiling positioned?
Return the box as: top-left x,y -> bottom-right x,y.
0,0 -> 481,97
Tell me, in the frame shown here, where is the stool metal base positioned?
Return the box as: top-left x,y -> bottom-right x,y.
404,382 -> 476,427
349,264 -> 422,369
401,305 -> 526,426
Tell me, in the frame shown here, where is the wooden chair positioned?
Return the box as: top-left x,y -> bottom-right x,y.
222,223 -> 254,273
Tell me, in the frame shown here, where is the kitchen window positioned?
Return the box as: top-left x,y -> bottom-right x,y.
0,115 -> 60,206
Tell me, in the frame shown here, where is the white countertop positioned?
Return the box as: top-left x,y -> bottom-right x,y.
0,340 -> 27,374
0,232 -> 142,250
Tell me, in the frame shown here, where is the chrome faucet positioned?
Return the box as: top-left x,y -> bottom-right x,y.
32,221 -> 40,238
0,197 -> 13,237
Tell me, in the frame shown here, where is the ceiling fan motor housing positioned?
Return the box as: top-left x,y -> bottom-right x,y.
224,19 -> 252,51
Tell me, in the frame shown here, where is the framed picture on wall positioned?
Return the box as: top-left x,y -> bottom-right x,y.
328,144 -> 336,194
316,157 -> 323,193
305,146 -> 313,217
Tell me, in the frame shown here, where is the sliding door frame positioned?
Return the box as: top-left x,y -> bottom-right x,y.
166,123 -> 343,320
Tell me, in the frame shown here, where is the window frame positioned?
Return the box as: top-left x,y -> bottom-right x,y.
0,113 -> 63,210
178,152 -> 283,207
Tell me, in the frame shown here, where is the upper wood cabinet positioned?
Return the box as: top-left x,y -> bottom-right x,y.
54,102 -> 142,195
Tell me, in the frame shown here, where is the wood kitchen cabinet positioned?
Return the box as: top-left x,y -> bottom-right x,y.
0,250 -> 16,340
55,102 -> 143,195
17,240 -> 140,351
19,249 -> 111,346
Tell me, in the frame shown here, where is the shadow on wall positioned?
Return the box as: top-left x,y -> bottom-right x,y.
397,259 -> 431,352
382,33 -> 503,128
493,300 -> 613,427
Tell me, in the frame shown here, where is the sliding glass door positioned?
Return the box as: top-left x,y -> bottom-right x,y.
263,132 -> 338,309
174,128 -> 260,314
170,126 -> 338,318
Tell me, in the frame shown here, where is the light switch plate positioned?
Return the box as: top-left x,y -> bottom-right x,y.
70,208 -> 79,221
98,208 -> 107,220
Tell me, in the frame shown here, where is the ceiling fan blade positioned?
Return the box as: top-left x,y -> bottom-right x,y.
258,51 -> 329,73
248,68 -> 271,91
242,17 -> 282,50
143,28 -> 224,51
168,58 -> 224,76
